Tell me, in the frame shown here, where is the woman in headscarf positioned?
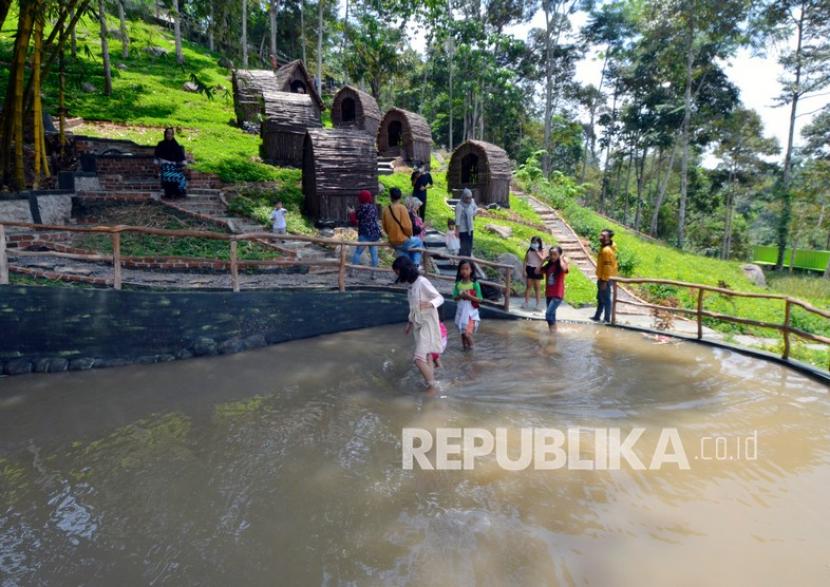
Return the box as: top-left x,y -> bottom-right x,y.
454,188 -> 478,257
348,190 -> 381,275
154,127 -> 187,197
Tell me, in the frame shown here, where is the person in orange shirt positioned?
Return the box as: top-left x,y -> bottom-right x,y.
591,228 -> 618,323
382,188 -> 423,267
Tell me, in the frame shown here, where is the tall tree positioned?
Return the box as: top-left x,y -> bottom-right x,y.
757,0 -> 830,269
241,0 -> 248,67
270,0 -> 279,62
117,0 -> 129,59
172,0 -> 184,63
316,0 -> 324,94
98,0 -> 113,95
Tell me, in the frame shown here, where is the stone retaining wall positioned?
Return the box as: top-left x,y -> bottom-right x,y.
0,285 -> 513,376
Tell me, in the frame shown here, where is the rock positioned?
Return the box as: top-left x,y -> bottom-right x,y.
96,358 -> 131,369
496,252 -> 524,283
145,46 -> 168,58
484,224 -> 512,239
136,355 -> 159,365
219,337 -> 245,355
193,337 -> 218,357
741,263 -> 767,287
47,358 -> 69,373
182,81 -> 199,93
68,357 -> 95,371
243,334 -> 267,350
319,228 -> 335,238
175,349 -> 194,360
81,82 -> 96,93
4,359 -> 33,376
116,62 -> 128,70
157,354 -> 176,363
33,358 -> 52,373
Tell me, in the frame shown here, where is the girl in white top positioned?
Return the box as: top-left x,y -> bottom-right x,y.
523,236 -> 545,309
393,256 -> 445,389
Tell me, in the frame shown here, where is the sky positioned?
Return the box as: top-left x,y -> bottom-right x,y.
399,6 -> 830,167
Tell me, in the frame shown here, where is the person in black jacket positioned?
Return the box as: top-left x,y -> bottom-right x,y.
154,127 -> 187,197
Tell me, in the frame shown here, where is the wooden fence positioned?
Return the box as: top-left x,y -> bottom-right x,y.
0,222 -> 514,310
611,277 -> 830,369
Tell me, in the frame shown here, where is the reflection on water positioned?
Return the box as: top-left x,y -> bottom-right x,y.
1,322 -> 829,586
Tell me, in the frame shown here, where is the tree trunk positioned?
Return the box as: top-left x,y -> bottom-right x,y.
542,6 -> 554,176
447,37 -> 454,150
270,0 -> 278,61
650,140 -> 679,236
208,1 -> 215,51
98,0 -> 113,95
634,145 -> 648,231
776,6 -> 806,270
0,0 -> 35,189
677,21 -> 695,250
316,0 -> 323,96
59,19 -> 67,158
70,5 -> 77,57
598,84 -> 619,214
241,0 -> 248,67
300,0 -> 306,64
172,0 -> 184,64
622,147 -> 634,225
118,0 -> 129,59
721,167 -> 737,259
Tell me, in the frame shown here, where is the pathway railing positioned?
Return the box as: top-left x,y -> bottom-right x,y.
611,277 -> 830,369
0,222 -> 514,310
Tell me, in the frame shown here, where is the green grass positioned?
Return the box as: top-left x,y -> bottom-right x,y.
0,12 -> 279,182
225,168 -> 315,234
379,170 -> 596,306
533,182 -> 830,338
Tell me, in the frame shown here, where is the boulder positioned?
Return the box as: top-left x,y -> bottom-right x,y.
145,46 -> 168,58
81,82 -> 96,93
193,337 -> 218,357
4,359 -> 33,376
741,264 -> 767,287
495,252 -> 524,283
485,224 -> 513,239
68,357 -> 95,371
116,62 -> 128,70
182,81 -> 199,93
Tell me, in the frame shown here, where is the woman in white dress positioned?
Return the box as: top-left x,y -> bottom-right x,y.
393,256 -> 445,389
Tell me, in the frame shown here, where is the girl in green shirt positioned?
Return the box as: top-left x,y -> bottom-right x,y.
453,260 -> 483,350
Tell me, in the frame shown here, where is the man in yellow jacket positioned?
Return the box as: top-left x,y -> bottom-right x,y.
591,228 -> 618,323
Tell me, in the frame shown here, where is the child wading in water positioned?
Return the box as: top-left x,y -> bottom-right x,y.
523,236 -> 545,309
393,256 -> 445,389
453,259 -> 482,349
541,246 -> 569,330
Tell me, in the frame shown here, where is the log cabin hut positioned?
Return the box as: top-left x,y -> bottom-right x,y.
302,128 -> 379,224
273,59 -> 325,112
331,86 -> 382,138
260,91 -> 322,166
377,108 -> 432,168
447,140 -> 512,208
231,69 -> 280,125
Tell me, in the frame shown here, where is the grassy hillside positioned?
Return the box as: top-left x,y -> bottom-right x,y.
0,12 -> 275,183
533,179 -> 830,341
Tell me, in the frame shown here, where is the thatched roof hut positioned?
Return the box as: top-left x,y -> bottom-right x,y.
274,60 -> 325,111
331,86 -> 381,138
447,140 -> 512,208
260,91 -> 322,167
231,69 -> 280,125
302,129 -> 379,223
377,108 -> 432,168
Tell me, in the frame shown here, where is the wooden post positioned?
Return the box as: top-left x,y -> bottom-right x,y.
338,242 -> 347,292
503,267 -> 511,311
111,232 -> 122,290
783,298 -> 791,360
229,240 -> 240,292
696,288 -> 704,340
0,224 -> 8,285
422,249 -> 430,275
611,281 -> 618,325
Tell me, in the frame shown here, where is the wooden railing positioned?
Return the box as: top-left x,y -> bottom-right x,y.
0,222 -> 514,310
611,277 -> 830,369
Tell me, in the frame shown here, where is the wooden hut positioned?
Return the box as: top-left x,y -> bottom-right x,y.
331,86 -> 381,138
303,129 -> 378,223
377,108 -> 432,167
260,91 -> 322,166
274,60 -> 325,112
231,69 -> 280,125
447,140 -> 512,208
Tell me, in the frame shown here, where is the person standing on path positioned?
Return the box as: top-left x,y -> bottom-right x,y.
592,229 -> 618,323
455,189 -> 479,258
412,165 -> 433,220
348,190 -> 381,275
542,246 -> 569,330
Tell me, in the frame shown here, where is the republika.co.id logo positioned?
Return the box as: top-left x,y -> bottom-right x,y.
401,427 -> 758,471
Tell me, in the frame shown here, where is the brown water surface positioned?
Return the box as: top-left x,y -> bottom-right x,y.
1,322 -> 828,585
